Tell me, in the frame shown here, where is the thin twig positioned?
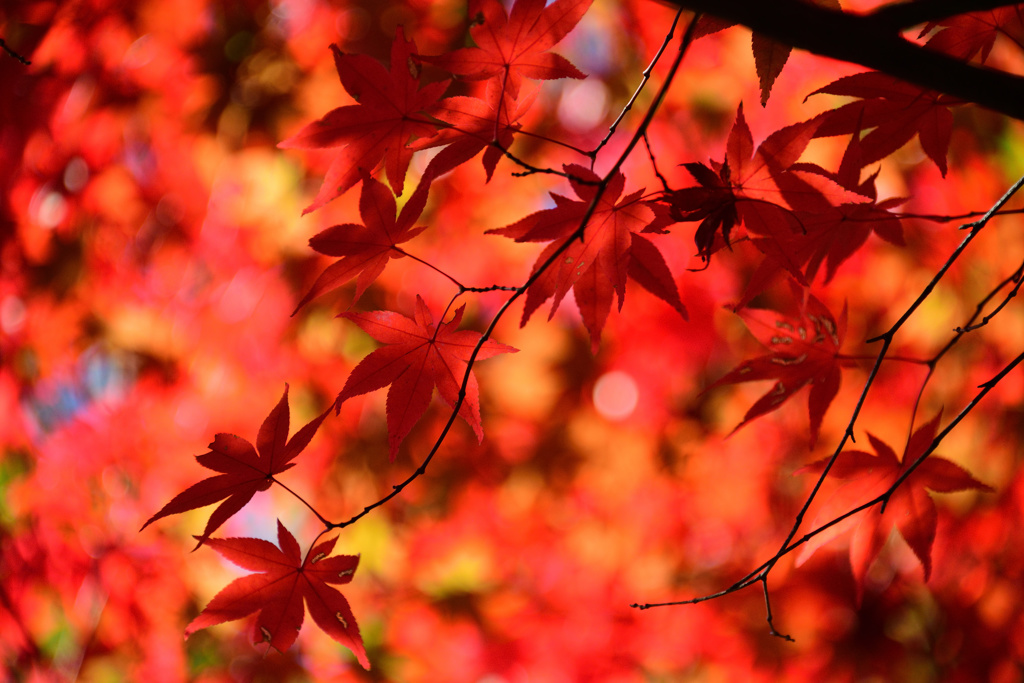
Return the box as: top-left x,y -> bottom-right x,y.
762,576 -> 794,642
273,477 -> 331,527
329,12 -> 703,531
0,38 -> 31,65
586,7 -> 685,162
643,131 -> 674,194
632,174 -> 1024,628
515,128 -> 590,156
462,284 -> 520,293
894,207 -> 1024,223
955,262 -> 1024,333
394,247 -> 469,290
490,136 -> 600,183
636,348 -> 1024,610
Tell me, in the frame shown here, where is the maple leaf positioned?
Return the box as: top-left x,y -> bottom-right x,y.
797,413 -> 993,586
186,520 -> 369,669
488,164 -> 686,351
790,196 -> 905,283
141,386 -> 330,548
920,7 -> 1024,63
758,155 -> 906,285
666,104 -> 819,261
668,160 -> 741,257
278,27 -> 447,214
337,296 -> 517,459
708,293 -> 846,446
414,87 -> 535,185
809,71 -> 955,176
293,172 -> 428,314
417,0 -> 591,100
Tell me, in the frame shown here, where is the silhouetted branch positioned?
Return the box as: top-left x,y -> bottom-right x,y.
633,173 -> 1024,633
867,0 -> 1021,31
587,7 -> 686,161
662,0 -> 1024,120
331,13 -> 703,530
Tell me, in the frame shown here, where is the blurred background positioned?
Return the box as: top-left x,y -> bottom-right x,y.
2,0 -> 1023,680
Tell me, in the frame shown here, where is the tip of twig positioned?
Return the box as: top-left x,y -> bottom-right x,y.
0,38 -> 31,65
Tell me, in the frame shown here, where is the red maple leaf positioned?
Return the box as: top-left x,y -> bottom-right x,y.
293,172 -> 428,314
414,87 -> 535,185
417,0 -> 591,100
920,6 -> 1024,62
762,154 -> 906,284
337,296 -> 517,459
666,104 -> 819,261
809,71 -> 955,176
708,292 -> 846,446
488,164 -> 686,351
186,520 -> 368,669
797,413 -> 993,586
141,386 -> 330,547
789,196 -> 905,283
278,27 -> 447,214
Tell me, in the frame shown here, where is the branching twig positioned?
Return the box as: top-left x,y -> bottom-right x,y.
496,141 -> 599,182
328,11 -> 703,530
635,347 -> 1024,611
586,7 -> 685,162
643,131 -> 674,195
632,174 -> 1024,633
955,262 -> 1024,333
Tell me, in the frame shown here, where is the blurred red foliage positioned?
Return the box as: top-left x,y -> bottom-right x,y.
2,0 -> 1023,680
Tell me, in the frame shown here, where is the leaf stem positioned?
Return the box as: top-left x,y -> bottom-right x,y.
272,477 -> 331,528
393,247 -> 467,290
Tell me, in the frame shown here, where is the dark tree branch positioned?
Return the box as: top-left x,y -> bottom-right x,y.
633,173 -> 1024,631
867,0 -> 1023,31
587,7 -> 685,161
662,0 -> 1024,120
330,14 -> 703,531
954,262 -> 1024,333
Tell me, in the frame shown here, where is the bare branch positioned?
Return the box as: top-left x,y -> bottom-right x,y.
632,174 -> 1024,631
866,0 -> 1022,31
331,13 -> 703,530
587,7 -> 686,161
663,0 -> 1024,120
